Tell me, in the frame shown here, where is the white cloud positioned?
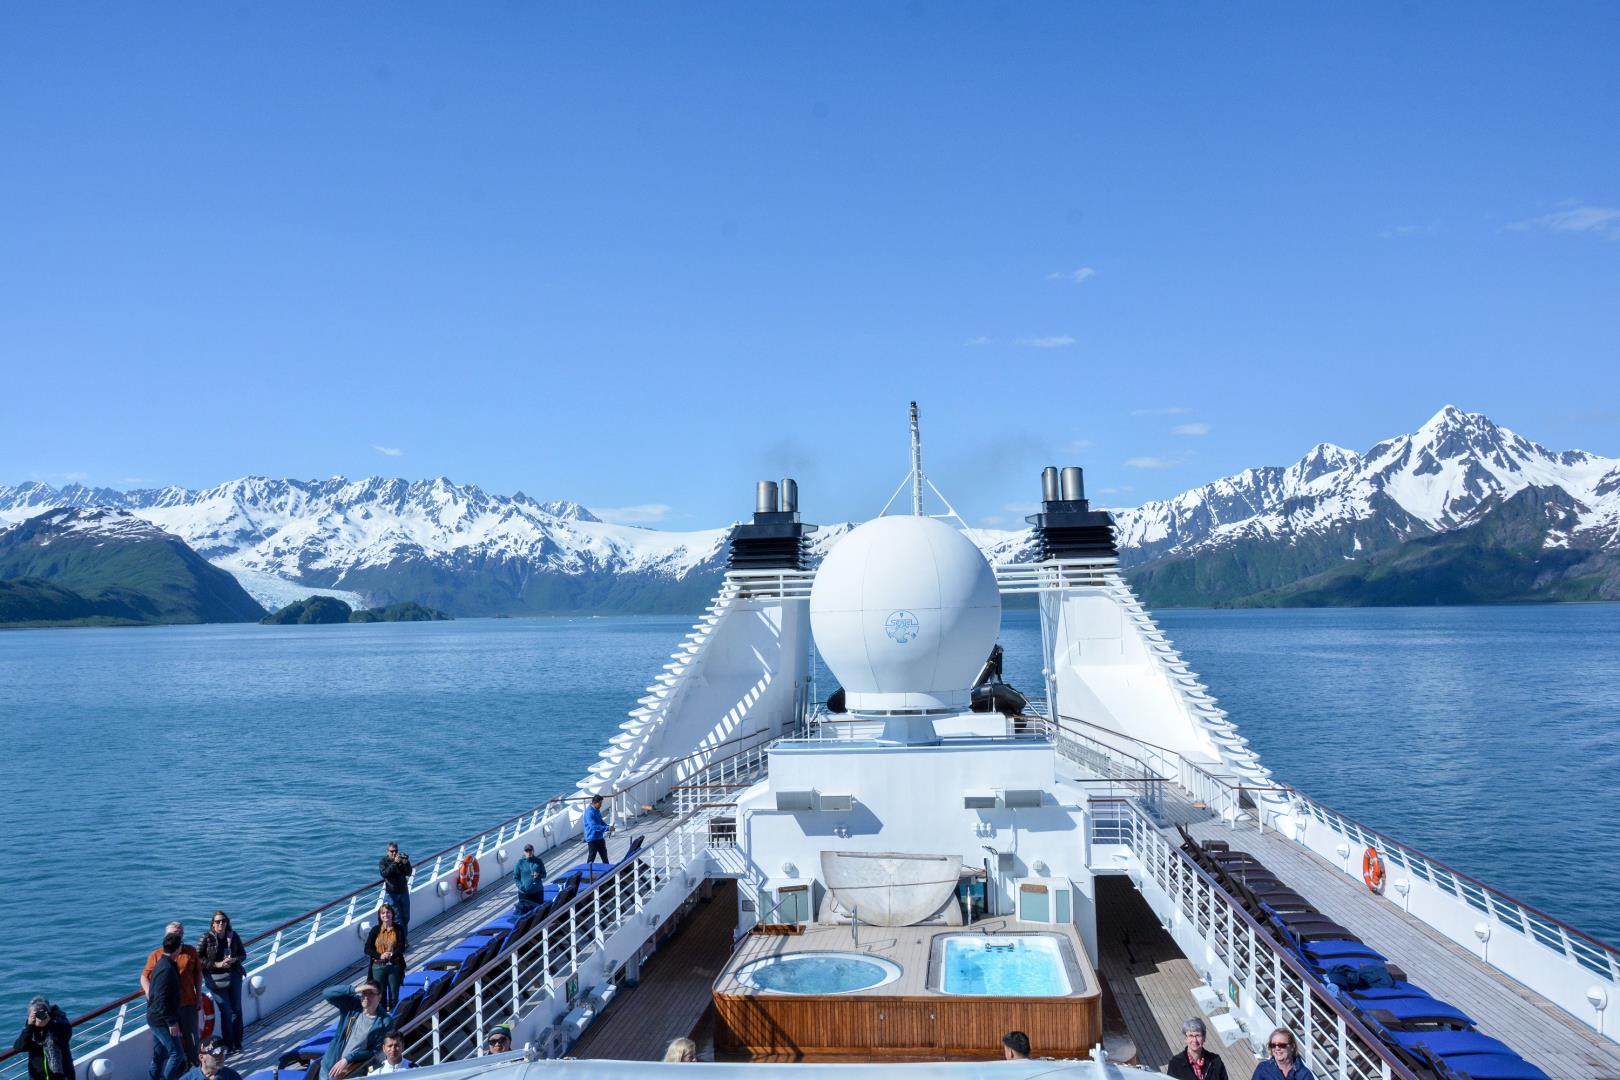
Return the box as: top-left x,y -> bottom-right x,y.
1046,267 -> 1097,285
1020,335 -> 1075,349
963,336 -> 993,346
1124,455 -> 1183,470
1131,406 -> 1191,416
588,502 -> 673,525
1067,438 -> 1093,453
1509,204 -> 1620,238
372,445 -> 404,457
1172,422 -> 1212,436
1097,485 -> 1134,495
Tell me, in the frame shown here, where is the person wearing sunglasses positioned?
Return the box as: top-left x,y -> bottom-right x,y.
318,981 -> 390,1080
482,1026 -> 512,1056
1167,1017 -> 1227,1079
197,913 -> 247,1054
1251,1027 -> 1314,1080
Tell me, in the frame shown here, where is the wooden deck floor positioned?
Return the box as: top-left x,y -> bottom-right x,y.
1182,811 -> 1620,1080
232,817 -> 683,1075
1094,874 -> 1241,1072
570,881 -> 739,1061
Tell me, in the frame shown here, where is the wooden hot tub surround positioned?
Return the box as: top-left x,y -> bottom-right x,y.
713,918 -> 1102,1061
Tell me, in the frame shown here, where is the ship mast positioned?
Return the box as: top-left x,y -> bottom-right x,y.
909,401 -> 924,516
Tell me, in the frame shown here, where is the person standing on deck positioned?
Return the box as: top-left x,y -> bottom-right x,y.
582,796 -> 612,873
1167,1018 -> 1227,1080
319,981 -> 391,1080
14,997 -> 74,1080
197,912 -> 247,1054
142,923 -> 202,1065
378,844 -> 413,932
363,904 -> 407,1011
145,931 -> 187,1080
513,843 -> 547,918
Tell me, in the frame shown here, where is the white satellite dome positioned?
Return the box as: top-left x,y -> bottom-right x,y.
810,515 -> 1001,712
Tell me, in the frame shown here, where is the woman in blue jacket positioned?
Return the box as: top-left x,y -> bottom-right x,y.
1251,1028 -> 1315,1080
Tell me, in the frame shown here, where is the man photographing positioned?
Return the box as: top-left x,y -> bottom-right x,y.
378,844 -> 413,932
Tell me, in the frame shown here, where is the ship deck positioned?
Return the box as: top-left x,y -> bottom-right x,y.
1158,789 -> 1620,1080
230,810 -> 687,1077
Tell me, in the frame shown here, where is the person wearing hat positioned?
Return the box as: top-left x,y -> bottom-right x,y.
482,1026 -> 512,1056
177,1040 -> 241,1080
13,996 -> 74,1080
513,843 -> 547,919
319,981 -> 391,1080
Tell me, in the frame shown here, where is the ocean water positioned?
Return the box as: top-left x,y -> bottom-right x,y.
2,605 -> 1617,1026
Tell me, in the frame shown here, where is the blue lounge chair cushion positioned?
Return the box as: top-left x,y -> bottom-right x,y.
566,862 -> 615,876
1357,993 -> 1474,1028
1301,938 -> 1385,962
1423,1053 -> 1550,1080
1388,1029 -> 1515,1057
478,912 -> 519,934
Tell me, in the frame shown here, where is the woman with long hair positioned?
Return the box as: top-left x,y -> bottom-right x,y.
364,903 -> 408,1010
197,911 -> 247,1054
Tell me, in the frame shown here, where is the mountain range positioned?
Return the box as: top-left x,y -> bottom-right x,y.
2,406 -> 1616,617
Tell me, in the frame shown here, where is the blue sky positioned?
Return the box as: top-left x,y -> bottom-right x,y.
2,3 -> 1616,528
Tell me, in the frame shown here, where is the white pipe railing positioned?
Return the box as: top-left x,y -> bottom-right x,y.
397,805 -> 727,1066
1093,798 -> 1418,1080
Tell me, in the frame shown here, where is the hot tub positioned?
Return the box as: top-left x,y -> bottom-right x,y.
735,951 -> 903,995
935,933 -> 1077,996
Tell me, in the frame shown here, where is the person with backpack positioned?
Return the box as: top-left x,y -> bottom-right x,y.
14,997 -> 74,1080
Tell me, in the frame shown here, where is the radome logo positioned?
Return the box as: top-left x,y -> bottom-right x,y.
884,610 -> 919,644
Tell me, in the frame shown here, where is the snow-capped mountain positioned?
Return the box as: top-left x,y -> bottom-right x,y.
0,477 -> 735,614
3,407 -> 1616,612
1113,405 -> 1620,566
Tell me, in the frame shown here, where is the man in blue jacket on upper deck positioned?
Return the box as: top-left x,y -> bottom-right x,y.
582,795 -> 612,875
513,843 -> 547,917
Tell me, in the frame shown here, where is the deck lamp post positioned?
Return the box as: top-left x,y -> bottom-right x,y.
1391,878 -> 1410,912
1472,921 -> 1491,962
1588,986 -> 1608,1036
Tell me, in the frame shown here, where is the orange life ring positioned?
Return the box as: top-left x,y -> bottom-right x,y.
456,855 -> 480,897
198,994 -> 216,1041
1362,846 -> 1385,893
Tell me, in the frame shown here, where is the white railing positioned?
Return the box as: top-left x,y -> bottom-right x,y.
1285,790 -> 1620,995
994,558 -> 1118,594
1070,712 -> 1620,1041
396,806 -> 724,1066
725,567 -> 816,600
1094,799 -> 1419,1080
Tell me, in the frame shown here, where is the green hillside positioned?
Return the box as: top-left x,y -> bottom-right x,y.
0,509 -> 267,625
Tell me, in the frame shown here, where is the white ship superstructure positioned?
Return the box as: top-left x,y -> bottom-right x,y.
12,408 -> 1619,1080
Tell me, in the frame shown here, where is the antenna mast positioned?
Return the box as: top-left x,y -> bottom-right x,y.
909,401 -> 924,516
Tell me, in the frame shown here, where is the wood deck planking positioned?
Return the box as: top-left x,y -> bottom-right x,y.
1182,813 -> 1620,1080
571,881 -> 740,1061
231,817 -> 681,1075
1094,875 -> 1243,1072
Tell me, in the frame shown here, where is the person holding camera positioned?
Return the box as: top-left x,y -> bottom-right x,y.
378,844 -> 413,932
14,997 -> 74,1080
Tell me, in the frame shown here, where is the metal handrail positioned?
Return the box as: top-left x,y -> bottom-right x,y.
1094,797 -> 1422,1080
1280,787 -> 1620,979
0,725 -> 789,1076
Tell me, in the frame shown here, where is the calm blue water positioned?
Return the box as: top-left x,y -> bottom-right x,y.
943,937 -> 1070,996
3,605 -> 1617,1026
